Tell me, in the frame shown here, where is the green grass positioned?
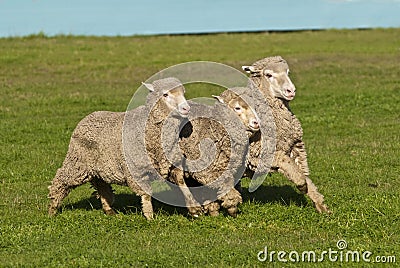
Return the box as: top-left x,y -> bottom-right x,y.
1,29 -> 399,267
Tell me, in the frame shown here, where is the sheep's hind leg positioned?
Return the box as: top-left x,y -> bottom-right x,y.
170,168 -> 202,217
290,143 -> 331,214
48,167 -> 87,216
126,179 -> 154,220
305,178 -> 331,214
290,141 -> 310,177
48,180 -> 71,216
91,177 -> 116,215
274,151 -> 308,194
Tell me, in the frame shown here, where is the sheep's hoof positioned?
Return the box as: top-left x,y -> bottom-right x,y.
48,206 -> 58,216
316,203 -> 332,214
188,207 -> 203,217
48,209 -> 57,216
143,212 -> 154,220
103,208 -> 117,216
209,210 -> 219,217
188,206 -> 203,218
188,210 -> 200,219
203,202 -> 220,217
227,206 -> 238,218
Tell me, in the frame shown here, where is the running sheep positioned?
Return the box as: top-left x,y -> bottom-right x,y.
242,56 -> 330,213
176,87 -> 260,217
48,77 -> 191,220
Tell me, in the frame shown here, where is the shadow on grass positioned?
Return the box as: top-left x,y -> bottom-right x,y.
241,184 -> 308,208
63,192 -> 191,217
63,183 -> 309,216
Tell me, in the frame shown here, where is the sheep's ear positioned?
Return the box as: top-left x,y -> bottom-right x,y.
142,82 -> 154,92
212,95 -> 224,104
242,65 -> 257,74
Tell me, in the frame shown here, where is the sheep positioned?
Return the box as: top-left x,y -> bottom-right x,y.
175,87 -> 272,217
158,88 -> 255,217
194,87 -> 273,216
48,77 -> 192,220
241,56 -> 331,214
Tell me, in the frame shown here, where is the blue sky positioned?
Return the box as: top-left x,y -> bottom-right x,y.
0,0 -> 399,37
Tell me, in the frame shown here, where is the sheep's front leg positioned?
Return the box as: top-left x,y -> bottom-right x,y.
219,188 -> 242,218
273,151 -> 308,194
203,201 -> 220,217
170,168 -> 202,217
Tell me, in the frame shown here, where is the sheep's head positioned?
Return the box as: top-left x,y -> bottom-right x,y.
142,77 -> 190,118
213,89 -> 260,134
242,56 -> 296,101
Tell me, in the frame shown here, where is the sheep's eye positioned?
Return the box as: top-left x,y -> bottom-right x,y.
163,93 -> 169,97
265,73 -> 273,78
234,106 -> 241,112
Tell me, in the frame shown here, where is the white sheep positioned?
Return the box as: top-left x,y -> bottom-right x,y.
242,56 -> 330,213
196,87 -> 273,216
179,87 -> 272,217
173,87 -> 261,217
48,77 -> 191,219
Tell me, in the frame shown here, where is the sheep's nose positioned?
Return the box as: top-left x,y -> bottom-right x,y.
179,102 -> 190,115
251,119 -> 259,130
182,104 -> 190,112
286,89 -> 294,94
286,88 -> 296,99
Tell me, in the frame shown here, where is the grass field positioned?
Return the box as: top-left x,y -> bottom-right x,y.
1,29 -> 399,267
